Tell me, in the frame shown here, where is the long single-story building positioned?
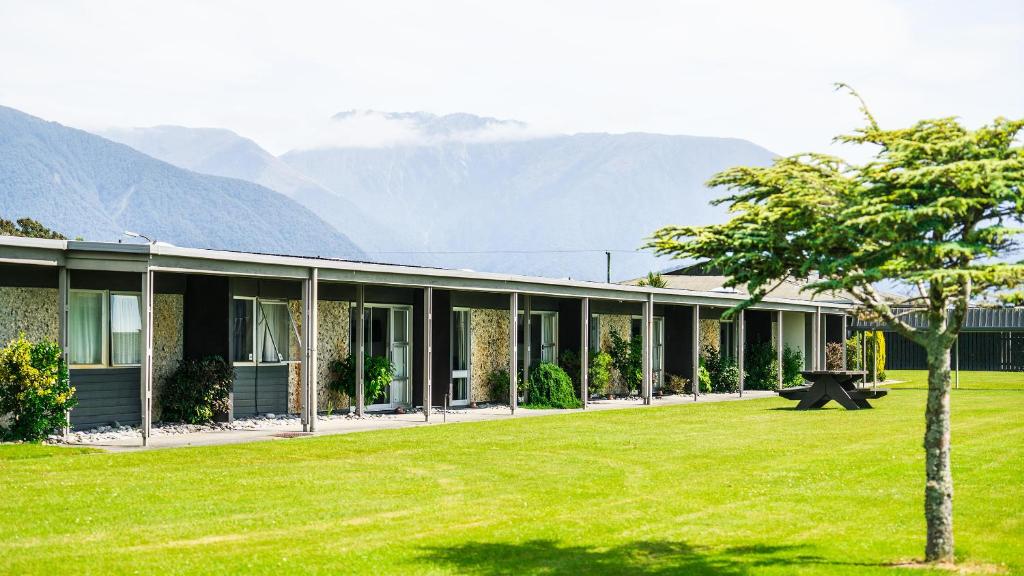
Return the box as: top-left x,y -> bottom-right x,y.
0,236 -> 851,445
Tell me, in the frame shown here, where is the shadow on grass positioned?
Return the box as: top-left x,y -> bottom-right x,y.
419,539 -> 833,575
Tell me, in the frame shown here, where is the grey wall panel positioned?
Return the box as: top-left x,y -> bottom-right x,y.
70,271 -> 141,292
232,365 -> 288,417
69,368 -> 141,429
0,264 -> 57,288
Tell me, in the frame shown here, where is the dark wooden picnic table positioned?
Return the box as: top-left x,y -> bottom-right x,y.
778,371 -> 887,410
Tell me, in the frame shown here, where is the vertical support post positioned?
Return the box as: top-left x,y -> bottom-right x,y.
580,297 -> 589,409
355,284 -> 365,417
737,309 -> 745,396
522,295 -> 531,404
423,287 -> 433,421
140,267 -> 154,447
692,304 -> 700,400
642,293 -> 653,404
813,307 -> 822,370
509,292 -> 518,413
307,268 -> 319,431
841,314 -> 848,370
58,267 -> 70,437
954,335 -> 960,390
776,310 -> 784,390
301,274 -> 310,432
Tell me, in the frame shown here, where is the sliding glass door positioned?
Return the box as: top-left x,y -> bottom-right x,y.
351,304 -> 412,409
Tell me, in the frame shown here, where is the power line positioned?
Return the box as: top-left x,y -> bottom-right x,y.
363,248 -> 644,255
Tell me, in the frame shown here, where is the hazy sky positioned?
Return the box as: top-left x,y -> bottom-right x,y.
1,0 -> 1021,156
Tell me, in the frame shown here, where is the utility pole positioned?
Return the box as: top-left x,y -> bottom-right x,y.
606,251 -> 611,283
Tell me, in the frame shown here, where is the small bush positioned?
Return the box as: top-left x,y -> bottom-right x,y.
782,344 -> 804,387
744,340 -> 779,390
329,354 -> 396,406
702,345 -> 739,392
559,348 -> 581,388
524,362 -> 581,409
864,331 -> 886,380
609,330 -> 642,394
160,356 -> 233,424
664,373 -> 690,394
0,335 -> 76,441
825,341 -> 845,371
485,369 -> 510,402
845,336 -> 862,370
698,363 -> 711,392
588,351 -> 613,396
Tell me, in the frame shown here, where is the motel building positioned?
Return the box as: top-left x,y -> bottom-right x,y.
0,237 -> 853,446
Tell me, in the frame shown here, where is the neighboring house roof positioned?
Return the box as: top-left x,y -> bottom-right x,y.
850,306 -> 1024,331
623,274 -> 855,305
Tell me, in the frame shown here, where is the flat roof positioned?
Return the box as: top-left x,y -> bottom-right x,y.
0,236 -> 850,313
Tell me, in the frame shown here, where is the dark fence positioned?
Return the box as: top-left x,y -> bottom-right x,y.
884,331 -> 1024,371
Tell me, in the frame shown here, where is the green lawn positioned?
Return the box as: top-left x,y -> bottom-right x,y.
2,391 -> 1022,575
885,369 -> 1024,390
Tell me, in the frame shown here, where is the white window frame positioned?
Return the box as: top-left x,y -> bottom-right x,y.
517,310 -> 559,363
109,290 -> 143,367
68,289 -> 110,369
451,307 -> 472,406
256,299 -> 295,366
631,314 -> 665,388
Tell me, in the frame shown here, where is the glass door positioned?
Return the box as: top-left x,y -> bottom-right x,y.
390,307 -> 410,406
451,308 -> 471,405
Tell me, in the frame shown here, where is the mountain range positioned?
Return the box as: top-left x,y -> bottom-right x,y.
1,106 -> 777,280
0,106 -> 364,258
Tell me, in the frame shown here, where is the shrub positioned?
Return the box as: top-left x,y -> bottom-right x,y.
864,331 -> 886,381
160,356 -> 233,424
485,369 -> 510,402
559,348 -> 581,388
782,344 -> 804,387
589,351 -> 613,396
329,354 -> 396,406
702,345 -> 739,392
825,341 -> 845,371
609,330 -> 642,394
524,362 -> 581,408
698,363 -> 711,392
0,334 -> 76,441
845,336 -> 862,370
664,373 -> 690,394
744,340 -> 779,390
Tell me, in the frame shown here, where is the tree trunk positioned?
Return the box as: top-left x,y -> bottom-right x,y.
924,345 -> 955,563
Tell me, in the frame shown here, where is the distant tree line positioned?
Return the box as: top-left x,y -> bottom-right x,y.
0,217 -> 65,240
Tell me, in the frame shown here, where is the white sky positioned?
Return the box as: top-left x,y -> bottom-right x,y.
0,0 -> 1021,156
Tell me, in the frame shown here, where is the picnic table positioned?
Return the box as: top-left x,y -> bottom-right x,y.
778,371 -> 887,410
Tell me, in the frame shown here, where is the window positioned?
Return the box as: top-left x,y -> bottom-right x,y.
69,289 -> 142,367
589,314 -> 601,353
257,301 -> 291,363
110,293 -> 142,366
232,297 -> 296,364
69,290 -> 106,366
517,310 -> 558,364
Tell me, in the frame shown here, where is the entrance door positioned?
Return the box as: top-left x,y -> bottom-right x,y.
390,307 -> 410,406
451,308 -> 471,406
653,317 -> 664,390
351,304 -> 412,410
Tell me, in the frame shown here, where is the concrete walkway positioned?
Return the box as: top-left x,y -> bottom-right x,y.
74,390 -> 776,452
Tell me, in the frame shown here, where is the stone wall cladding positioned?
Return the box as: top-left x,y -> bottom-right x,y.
598,314 -> 632,394
0,287 -> 59,345
317,300 -> 350,412
288,300 -> 303,414
152,294 -> 183,421
699,319 -> 721,353
470,308 -> 509,402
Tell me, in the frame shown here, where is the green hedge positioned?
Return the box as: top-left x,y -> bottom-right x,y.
0,335 -> 76,441
524,362 -> 581,409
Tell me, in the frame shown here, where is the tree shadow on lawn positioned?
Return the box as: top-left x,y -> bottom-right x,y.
418,539 -> 875,575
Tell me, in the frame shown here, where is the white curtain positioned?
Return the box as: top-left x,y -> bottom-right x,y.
110,294 -> 141,365
69,292 -> 103,365
258,302 -> 288,363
